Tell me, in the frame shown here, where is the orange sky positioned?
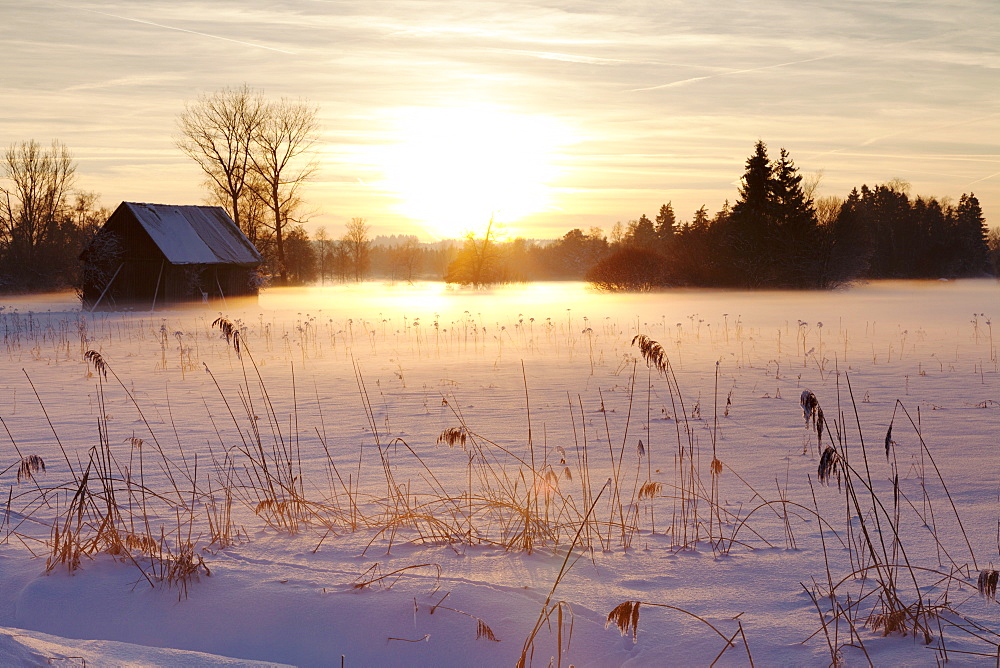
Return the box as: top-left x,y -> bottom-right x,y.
4,1 -> 999,240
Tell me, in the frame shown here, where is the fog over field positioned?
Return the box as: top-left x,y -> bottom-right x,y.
0,279 -> 997,665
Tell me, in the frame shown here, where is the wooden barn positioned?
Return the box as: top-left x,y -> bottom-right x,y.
80,202 -> 264,310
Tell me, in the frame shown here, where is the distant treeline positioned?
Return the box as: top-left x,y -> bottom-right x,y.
0,140 -> 111,292
1,139 -> 997,292
437,142 -> 998,290
583,142 -> 996,290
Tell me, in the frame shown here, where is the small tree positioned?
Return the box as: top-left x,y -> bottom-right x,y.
444,217 -> 505,287
314,226 -> 334,284
391,237 -> 422,283
625,214 -> 657,248
655,202 -> 676,244
283,225 -> 318,284
342,217 -> 371,281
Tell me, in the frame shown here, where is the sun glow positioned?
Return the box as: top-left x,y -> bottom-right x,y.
379,106 -> 571,239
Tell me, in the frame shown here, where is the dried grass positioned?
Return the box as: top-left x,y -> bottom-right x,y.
605,599 -> 736,651
437,426 -> 467,449
16,455 -> 45,483
212,317 -> 243,358
631,334 -> 668,375
977,569 -> 999,600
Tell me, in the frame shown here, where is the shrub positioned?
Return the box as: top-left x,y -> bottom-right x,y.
586,247 -> 669,291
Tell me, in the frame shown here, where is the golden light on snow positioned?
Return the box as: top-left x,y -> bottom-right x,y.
377,106 -> 572,239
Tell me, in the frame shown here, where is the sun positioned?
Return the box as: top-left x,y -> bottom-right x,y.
379,106 -> 570,239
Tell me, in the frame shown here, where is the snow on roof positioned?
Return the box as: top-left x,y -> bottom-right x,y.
123,202 -> 263,265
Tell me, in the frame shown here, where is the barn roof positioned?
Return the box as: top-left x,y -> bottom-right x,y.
120,202 -> 263,265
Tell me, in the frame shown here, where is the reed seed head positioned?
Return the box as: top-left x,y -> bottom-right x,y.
17,455 -> 45,482
817,446 -> 842,487
978,569 -> 999,600
212,317 -> 243,358
437,426 -> 467,449
638,481 -> 663,500
84,350 -> 108,379
632,335 -> 668,375
606,600 -> 641,642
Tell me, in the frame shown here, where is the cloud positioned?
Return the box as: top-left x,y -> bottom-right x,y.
74,6 -> 297,54
65,74 -> 185,92
630,54 -> 837,92
485,48 -> 628,65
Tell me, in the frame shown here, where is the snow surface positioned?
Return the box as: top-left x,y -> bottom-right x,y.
0,280 -> 997,666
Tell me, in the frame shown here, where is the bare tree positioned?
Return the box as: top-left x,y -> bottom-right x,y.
0,139 -> 76,270
392,237 -> 422,283
314,226 -> 333,284
71,191 -> 110,236
802,170 -> 824,201
814,196 -> 843,227
342,217 -> 371,282
247,99 -> 319,285
176,85 -> 263,236
177,87 -> 319,285
444,216 -> 505,287
206,175 -> 270,247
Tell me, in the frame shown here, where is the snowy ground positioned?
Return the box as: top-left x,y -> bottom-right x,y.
0,280 -> 997,666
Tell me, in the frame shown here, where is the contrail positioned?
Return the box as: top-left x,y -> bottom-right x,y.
630,32 -> 956,94
967,171 -> 1000,187
805,112 -> 1000,162
488,48 -> 628,65
65,74 -> 181,91
72,6 -> 296,55
630,54 -> 834,92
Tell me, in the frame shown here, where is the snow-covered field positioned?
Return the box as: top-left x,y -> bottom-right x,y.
0,280 -> 997,666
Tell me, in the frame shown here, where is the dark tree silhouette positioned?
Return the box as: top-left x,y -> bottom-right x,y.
1,140 -> 76,272
720,142 -> 821,287
587,247 -> 668,291
655,202 -> 676,244
951,193 -> 989,275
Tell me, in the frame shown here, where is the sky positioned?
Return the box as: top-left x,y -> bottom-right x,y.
3,0 -> 999,240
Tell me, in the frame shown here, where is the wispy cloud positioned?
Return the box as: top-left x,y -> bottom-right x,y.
75,6 -> 296,55
485,48 -> 628,65
630,54 -> 837,92
65,74 -> 184,92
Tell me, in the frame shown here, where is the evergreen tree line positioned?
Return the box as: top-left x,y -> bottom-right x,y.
586,141 -> 995,290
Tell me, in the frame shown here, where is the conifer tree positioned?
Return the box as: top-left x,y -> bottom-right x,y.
952,193 -> 989,275
723,142 -> 774,286
655,202 -> 676,243
770,148 -> 821,285
722,141 -> 822,286
691,205 -> 710,230
730,141 -> 772,226
627,214 -> 657,248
